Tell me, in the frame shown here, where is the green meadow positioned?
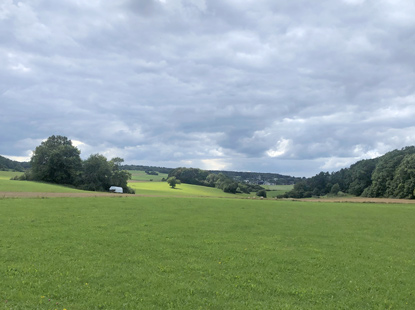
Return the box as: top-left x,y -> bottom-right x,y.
0,171 -> 86,194
129,181 -> 250,198
262,185 -> 294,198
1,176 -> 415,309
128,170 -> 169,182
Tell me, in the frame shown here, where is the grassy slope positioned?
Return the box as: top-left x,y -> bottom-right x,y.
0,171 -> 87,194
262,184 -> 294,198
128,170 -> 169,182
129,181 -> 251,198
1,197 -> 415,309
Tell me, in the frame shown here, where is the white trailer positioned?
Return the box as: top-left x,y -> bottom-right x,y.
109,186 -> 123,193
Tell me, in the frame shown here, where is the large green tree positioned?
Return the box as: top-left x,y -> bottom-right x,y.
81,155 -> 132,192
30,135 -> 82,185
81,154 -> 112,191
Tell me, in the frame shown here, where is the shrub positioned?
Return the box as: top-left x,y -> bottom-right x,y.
256,189 -> 267,198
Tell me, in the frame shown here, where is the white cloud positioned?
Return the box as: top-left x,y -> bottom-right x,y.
200,159 -> 228,170
266,139 -> 291,158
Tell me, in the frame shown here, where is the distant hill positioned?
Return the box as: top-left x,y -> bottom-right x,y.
122,164 -> 173,174
0,155 -> 30,171
208,170 -> 300,185
283,146 -> 415,199
122,164 -> 300,185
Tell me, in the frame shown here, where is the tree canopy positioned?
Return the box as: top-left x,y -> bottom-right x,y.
283,146 -> 415,199
30,135 -> 82,185
28,135 -> 133,193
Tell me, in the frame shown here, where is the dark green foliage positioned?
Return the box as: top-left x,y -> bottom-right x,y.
168,167 -> 260,194
209,170 -> 300,185
330,183 -> 340,195
284,146 -> 415,199
169,167 -> 209,186
80,155 -> 132,192
80,154 -> 112,191
363,147 -> 415,198
30,135 -> 82,185
27,135 -> 133,193
389,153 -> 415,199
256,189 -> 267,198
145,170 -> 159,175
0,155 -> 29,171
346,159 -> 378,196
167,176 -> 180,188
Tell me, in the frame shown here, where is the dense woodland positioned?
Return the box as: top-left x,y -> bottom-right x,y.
0,155 -> 30,171
283,146 -> 415,199
12,135 -> 134,194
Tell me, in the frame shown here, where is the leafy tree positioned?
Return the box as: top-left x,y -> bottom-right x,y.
30,135 -> 82,185
346,159 -> 377,196
80,155 -> 133,193
109,157 -> 132,191
168,167 -> 209,185
389,154 -> 415,199
330,183 -> 340,195
205,173 -> 220,187
363,147 -> 415,197
256,189 -> 267,198
81,154 -> 112,191
167,176 -> 180,188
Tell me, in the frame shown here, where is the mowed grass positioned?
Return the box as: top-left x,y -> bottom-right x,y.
129,181 -> 250,198
0,171 -> 87,193
1,197 -> 415,309
0,171 -> 24,180
262,185 -> 294,198
128,170 -> 169,182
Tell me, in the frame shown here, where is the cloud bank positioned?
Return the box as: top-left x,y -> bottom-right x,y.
1,0 -> 414,176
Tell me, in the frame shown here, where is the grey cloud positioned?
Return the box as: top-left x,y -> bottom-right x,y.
1,0 -> 415,177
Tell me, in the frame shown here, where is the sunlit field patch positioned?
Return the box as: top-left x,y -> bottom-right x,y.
0,171 -> 87,194
1,196 -> 415,309
128,170 -> 169,182
128,181 -> 251,198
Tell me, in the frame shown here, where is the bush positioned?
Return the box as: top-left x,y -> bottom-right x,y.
256,189 -> 267,198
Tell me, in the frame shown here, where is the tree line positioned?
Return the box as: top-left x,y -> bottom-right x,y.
0,155 -> 30,171
282,146 -> 415,199
121,165 -> 298,185
14,135 -> 134,193
168,167 -> 264,195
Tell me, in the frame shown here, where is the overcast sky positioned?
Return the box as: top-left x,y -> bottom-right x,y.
1,0 -> 414,177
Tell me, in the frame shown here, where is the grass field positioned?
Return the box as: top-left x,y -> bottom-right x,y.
1,195 -> 415,309
128,170 -> 169,182
129,181 -> 251,198
262,185 -> 294,198
0,171 -> 88,194
1,176 -> 415,309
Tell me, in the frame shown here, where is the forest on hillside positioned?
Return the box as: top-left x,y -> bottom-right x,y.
123,165 -> 299,185
283,146 -> 415,199
0,155 -> 30,171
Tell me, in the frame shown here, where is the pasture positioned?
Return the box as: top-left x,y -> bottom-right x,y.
0,171 -> 87,194
129,181 -> 251,198
128,170 -> 169,182
1,189 -> 415,309
262,184 -> 294,198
